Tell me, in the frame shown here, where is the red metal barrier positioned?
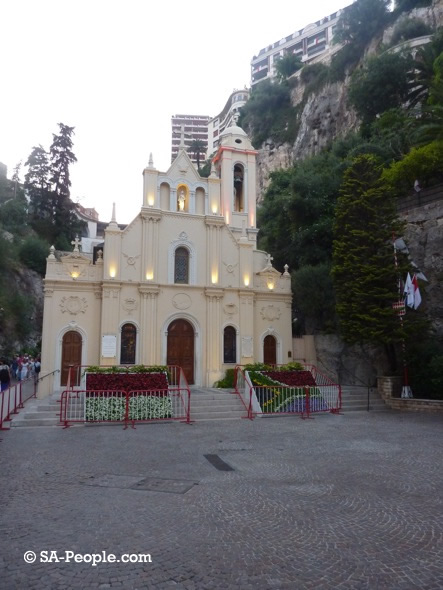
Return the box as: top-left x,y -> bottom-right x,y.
235,365 -> 342,420
60,365 -> 191,428
0,378 -> 38,430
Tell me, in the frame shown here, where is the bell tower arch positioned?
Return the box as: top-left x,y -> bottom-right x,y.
214,122 -> 258,235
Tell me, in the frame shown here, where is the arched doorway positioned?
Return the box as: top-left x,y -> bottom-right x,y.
263,335 -> 277,366
61,331 -> 82,386
167,319 -> 194,384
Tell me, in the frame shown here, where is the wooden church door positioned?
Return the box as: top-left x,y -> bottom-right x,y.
167,319 -> 195,384
61,331 -> 82,386
263,335 -> 277,366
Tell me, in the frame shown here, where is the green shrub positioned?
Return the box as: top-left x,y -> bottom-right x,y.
19,235 -> 49,275
214,368 -> 236,388
391,18 -> 431,46
382,140 -> 443,195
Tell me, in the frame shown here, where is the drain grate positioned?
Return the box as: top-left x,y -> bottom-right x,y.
82,474 -> 197,494
204,454 -> 234,472
131,478 -> 196,494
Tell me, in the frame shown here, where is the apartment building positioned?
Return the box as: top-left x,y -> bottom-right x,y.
171,114 -> 210,165
207,89 -> 250,157
251,9 -> 344,86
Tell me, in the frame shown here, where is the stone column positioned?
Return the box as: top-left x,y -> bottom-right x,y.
139,286 -> 160,365
205,288 -> 224,386
39,283 -> 55,397
239,291 -> 255,364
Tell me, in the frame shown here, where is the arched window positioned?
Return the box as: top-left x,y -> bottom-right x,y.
174,247 -> 189,284
223,326 -> 237,364
120,323 -> 137,365
233,164 -> 244,212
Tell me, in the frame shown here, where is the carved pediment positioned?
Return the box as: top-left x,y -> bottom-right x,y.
165,150 -> 202,183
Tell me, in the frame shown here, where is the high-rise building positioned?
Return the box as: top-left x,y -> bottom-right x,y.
251,9 -> 344,86
171,114 -> 210,166
207,89 -> 250,157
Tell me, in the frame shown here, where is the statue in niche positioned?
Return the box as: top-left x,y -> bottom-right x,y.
178,189 -> 186,211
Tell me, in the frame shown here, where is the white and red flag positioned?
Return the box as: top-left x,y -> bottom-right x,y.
412,274 -> 422,309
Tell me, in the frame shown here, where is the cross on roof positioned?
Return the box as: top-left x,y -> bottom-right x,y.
71,235 -> 81,252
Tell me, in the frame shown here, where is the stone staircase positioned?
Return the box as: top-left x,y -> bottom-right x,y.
340,385 -> 387,412
190,387 -> 247,421
10,393 -> 62,428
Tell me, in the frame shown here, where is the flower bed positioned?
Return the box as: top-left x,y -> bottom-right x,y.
84,366 -> 172,421
85,394 -> 173,421
247,367 -> 321,413
85,366 -> 169,394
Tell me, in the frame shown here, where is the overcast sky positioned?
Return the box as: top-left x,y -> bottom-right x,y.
1,0 -> 350,224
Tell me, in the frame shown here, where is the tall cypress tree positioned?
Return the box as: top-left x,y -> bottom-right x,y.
25,145 -> 53,238
49,123 -> 84,248
331,155 -> 405,354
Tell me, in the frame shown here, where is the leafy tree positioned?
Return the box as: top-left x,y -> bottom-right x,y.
382,140 -> 443,194
275,54 -> 302,81
50,123 -> 77,198
292,263 -> 337,333
334,0 -> 391,48
390,18 -> 431,46
331,155 -> 406,365
25,124 -> 85,245
394,0 -> 432,14
367,108 -> 413,160
349,51 -> 413,128
408,29 -> 443,107
18,235 -> 50,275
188,139 -> 206,171
257,168 -> 295,270
239,80 -> 297,146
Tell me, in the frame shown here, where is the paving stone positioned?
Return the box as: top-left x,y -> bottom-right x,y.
0,413 -> 442,588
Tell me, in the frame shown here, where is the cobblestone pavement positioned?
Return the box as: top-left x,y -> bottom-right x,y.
0,411 -> 442,590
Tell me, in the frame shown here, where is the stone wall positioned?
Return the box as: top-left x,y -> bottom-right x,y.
378,376 -> 443,412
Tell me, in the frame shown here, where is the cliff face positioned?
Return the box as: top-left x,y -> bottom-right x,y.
256,0 -> 443,201
0,265 -> 44,357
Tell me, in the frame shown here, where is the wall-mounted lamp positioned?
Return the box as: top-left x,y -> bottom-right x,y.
211,203 -> 218,215
109,267 -> 116,279
244,275 -> 250,287
211,270 -> 218,285
146,271 -> 154,281
147,194 -> 155,207
267,278 -> 275,291
71,268 -> 80,280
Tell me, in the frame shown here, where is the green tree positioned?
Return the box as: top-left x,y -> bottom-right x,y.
275,54 -> 302,81
390,18 -> 431,46
19,235 -> 50,275
408,29 -> 443,107
331,155 -> 405,365
238,80 -> 297,146
334,0 -> 391,47
188,139 -> 206,171
349,51 -> 413,128
292,263 -> 337,333
394,0 -> 432,14
50,123 -> 77,198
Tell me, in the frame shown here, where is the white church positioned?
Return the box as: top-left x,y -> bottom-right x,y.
40,123 -> 293,392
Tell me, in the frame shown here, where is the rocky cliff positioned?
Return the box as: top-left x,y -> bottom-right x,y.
256,0 -> 443,201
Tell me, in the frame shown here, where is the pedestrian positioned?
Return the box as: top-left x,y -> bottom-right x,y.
0,359 -> 11,392
20,358 -> 29,381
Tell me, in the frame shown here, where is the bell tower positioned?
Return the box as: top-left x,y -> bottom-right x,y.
213,121 -> 258,241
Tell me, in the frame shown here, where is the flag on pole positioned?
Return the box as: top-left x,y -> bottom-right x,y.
404,273 -> 414,308
412,274 -> 422,309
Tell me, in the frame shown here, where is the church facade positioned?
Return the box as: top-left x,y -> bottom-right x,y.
40,124 -> 292,394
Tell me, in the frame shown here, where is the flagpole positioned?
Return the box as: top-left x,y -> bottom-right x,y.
392,234 -> 413,398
